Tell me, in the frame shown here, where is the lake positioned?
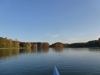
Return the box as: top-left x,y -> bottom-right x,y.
0,48 -> 100,75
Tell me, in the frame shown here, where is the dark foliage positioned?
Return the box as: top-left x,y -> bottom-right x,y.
0,37 -> 19,48
51,42 -> 64,48
0,37 -> 100,48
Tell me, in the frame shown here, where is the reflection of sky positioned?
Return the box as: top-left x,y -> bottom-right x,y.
0,48 -> 100,75
0,0 -> 100,44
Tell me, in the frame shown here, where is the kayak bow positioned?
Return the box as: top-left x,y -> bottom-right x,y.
53,66 -> 60,75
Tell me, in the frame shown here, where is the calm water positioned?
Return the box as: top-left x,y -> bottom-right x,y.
0,48 -> 100,75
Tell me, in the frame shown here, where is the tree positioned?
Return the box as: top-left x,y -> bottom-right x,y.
63,43 -> 69,47
98,38 -> 100,47
6,39 -> 13,48
13,39 -> 20,48
31,43 -> 38,49
42,42 -> 49,48
52,42 -> 64,48
24,42 -> 32,49
0,37 -> 7,48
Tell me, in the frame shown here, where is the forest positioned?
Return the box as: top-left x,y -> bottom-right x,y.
0,37 -> 100,49
64,38 -> 100,48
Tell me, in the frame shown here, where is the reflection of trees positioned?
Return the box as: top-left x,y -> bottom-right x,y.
20,48 -> 38,53
0,49 -> 19,58
53,47 -> 63,52
20,49 -> 32,53
25,49 -> 32,53
42,48 -> 49,52
38,48 -> 49,53
31,48 -> 38,52
20,48 -> 49,53
88,48 -> 100,52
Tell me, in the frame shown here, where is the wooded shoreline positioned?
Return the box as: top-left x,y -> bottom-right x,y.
0,37 -> 100,49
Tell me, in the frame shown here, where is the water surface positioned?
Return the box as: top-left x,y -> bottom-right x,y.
0,48 -> 100,75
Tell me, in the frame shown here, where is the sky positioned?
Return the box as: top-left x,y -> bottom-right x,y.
0,0 -> 100,44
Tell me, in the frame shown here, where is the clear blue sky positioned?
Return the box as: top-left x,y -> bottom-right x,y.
0,0 -> 100,44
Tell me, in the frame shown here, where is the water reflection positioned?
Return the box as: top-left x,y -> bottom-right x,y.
39,48 -> 49,53
0,48 -> 50,59
89,47 -> 100,52
20,49 -> 32,53
32,48 -> 38,52
19,48 -> 49,53
0,49 -> 19,59
1,48 -> 100,59
53,47 -> 64,52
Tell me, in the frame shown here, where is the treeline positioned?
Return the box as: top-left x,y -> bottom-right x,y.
63,38 -> 100,48
0,37 -> 100,49
0,37 -> 19,48
20,42 -> 49,49
50,38 -> 100,48
0,37 -> 49,49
